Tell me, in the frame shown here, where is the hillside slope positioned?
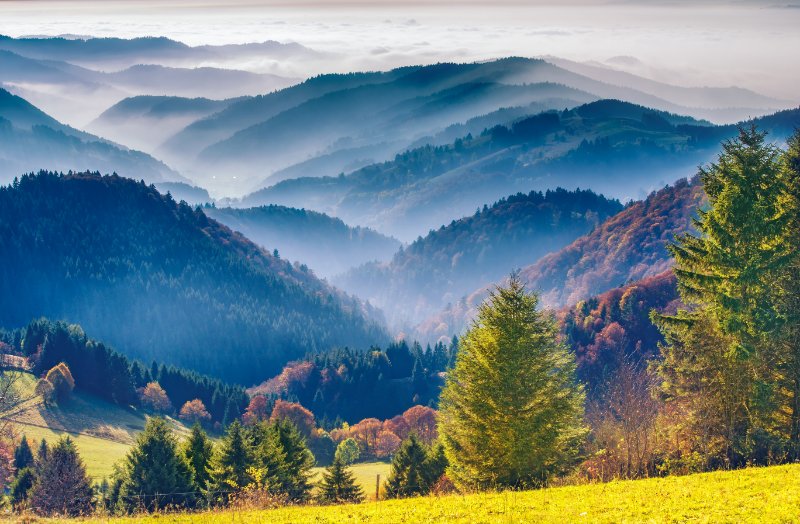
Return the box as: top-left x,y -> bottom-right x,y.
205,205 -> 400,278
0,172 -> 388,384
0,88 -> 181,185
335,188 -> 623,326
414,177 -> 702,342
1,372 -> 190,480
245,101 -> 799,241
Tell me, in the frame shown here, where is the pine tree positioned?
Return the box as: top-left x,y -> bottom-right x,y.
384,434 -> 429,498
35,439 -> 48,472
655,126 -> 794,465
249,421 -> 288,493
779,130 -> 800,458
14,435 -> 34,471
29,437 -> 93,516
439,274 -> 586,490
118,417 -> 195,512
10,467 -> 36,507
272,420 -> 315,502
317,455 -> 364,504
208,420 -> 252,502
183,423 -> 214,492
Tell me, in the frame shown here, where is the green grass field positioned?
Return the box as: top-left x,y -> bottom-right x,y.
1,372 -> 190,480
48,463 -> 800,523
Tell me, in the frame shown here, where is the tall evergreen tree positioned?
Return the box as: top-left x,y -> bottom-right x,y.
29,437 -> 93,517
248,421 -> 288,493
208,420 -> 252,502
183,423 -> 214,492
317,455 -> 364,504
779,130 -> 800,458
14,435 -> 34,471
439,274 -> 586,490
118,417 -> 195,512
272,420 -> 315,502
655,126 -> 794,466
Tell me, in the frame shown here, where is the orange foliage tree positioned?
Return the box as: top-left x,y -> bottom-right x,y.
179,399 -> 211,425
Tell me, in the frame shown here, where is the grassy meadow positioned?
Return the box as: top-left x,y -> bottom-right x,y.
28,463 -> 800,523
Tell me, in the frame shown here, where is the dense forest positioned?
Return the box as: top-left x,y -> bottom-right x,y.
0,318 -> 248,424
0,172 -> 388,385
248,339 -> 458,424
336,187 -> 622,326
205,204 -> 400,278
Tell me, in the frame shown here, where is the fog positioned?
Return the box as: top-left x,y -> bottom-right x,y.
1,1 -> 799,101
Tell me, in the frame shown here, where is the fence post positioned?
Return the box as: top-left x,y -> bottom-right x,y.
375,473 -> 380,501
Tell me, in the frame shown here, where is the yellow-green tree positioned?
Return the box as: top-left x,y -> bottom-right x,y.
439,274 -> 586,490
655,127 -> 794,466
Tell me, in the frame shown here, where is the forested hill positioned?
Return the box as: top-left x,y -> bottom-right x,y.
334,188 -> 623,327
0,172 -> 388,385
244,101 -> 799,241
413,177 -> 702,343
205,205 -> 400,278
0,88 -> 181,185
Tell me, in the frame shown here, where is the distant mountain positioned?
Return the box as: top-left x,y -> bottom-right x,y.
87,95 -> 243,154
545,56 -> 790,123
0,172 -> 388,385
245,102 -> 800,241
205,204 -> 401,278
0,88 -> 182,184
413,177 -> 703,343
334,188 -> 623,327
0,34 -> 317,70
154,181 -> 212,205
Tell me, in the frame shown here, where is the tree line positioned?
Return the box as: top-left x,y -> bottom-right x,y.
0,318 -> 248,425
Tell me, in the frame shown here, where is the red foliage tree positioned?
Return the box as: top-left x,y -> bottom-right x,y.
270,399 -> 316,437
179,399 -> 211,425
242,395 -> 270,426
374,430 -> 402,458
138,382 -> 172,413
383,415 -> 411,441
402,405 -> 438,445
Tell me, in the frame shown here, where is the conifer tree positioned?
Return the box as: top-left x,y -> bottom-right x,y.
10,467 -> 35,508
272,420 -> 315,502
384,434 -> 430,498
779,130 -> 800,458
439,274 -> 586,490
14,435 -> 34,471
183,423 -> 214,492
29,437 -> 93,516
208,420 -> 252,502
317,455 -> 364,504
118,417 -> 195,512
35,439 -> 48,472
249,421 -> 288,493
655,127 -> 794,465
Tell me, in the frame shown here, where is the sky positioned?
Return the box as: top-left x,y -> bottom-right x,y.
1,1 -> 799,100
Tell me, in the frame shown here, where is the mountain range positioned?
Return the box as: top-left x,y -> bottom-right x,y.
0,172 -> 387,385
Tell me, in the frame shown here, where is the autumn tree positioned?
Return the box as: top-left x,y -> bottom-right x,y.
402,405 -> 438,445
139,382 -> 173,413
242,395 -> 270,426
375,430 -> 402,459
439,274 -> 586,490
179,399 -> 211,425
350,418 -> 382,457
45,362 -> 75,402
270,400 -> 316,438
29,437 -> 93,516
317,455 -> 364,504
